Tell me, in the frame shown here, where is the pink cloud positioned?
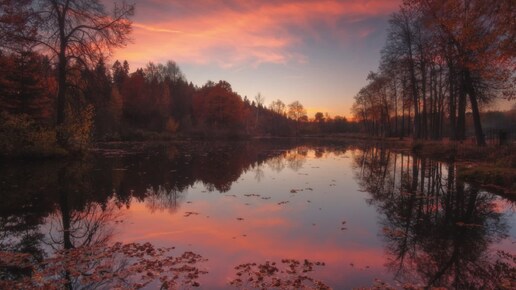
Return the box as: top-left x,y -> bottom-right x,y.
113,0 -> 399,68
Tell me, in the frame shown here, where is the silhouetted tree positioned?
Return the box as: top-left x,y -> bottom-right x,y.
1,0 -> 134,147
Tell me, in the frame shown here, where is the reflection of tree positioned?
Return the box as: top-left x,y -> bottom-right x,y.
3,141 -> 360,288
267,155 -> 286,172
285,147 -> 308,171
45,164 -> 122,251
353,147 -> 514,289
144,185 -> 186,214
0,160 -> 208,289
253,165 -> 265,182
44,199 -> 119,250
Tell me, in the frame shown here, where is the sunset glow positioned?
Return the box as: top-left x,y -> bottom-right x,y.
112,0 -> 401,117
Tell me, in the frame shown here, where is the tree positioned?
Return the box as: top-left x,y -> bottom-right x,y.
193,81 -> 247,131
352,0 -> 514,146
1,0 -> 134,146
413,0 -> 515,145
0,50 -> 55,122
287,101 -> 306,121
254,93 -> 265,108
314,112 -> 325,123
269,99 -> 286,115
111,59 -> 129,89
288,101 -> 306,136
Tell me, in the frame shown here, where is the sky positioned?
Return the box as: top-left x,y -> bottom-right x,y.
112,0 -> 402,118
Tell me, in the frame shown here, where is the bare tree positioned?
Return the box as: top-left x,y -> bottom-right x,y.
269,99 -> 286,115
1,0 -> 134,146
288,100 -> 306,136
287,101 -> 306,121
254,92 -> 265,108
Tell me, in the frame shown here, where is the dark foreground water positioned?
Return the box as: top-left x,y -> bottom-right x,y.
1,140 -> 514,289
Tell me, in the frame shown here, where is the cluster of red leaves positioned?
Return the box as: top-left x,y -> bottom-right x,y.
228,259 -> 330,290
0,242 -> 207,289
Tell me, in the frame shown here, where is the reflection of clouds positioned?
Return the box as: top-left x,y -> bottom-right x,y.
144,185 -> 186,214
44,198 -> 121,250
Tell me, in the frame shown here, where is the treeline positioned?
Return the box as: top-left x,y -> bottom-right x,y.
0,49 -> 356,154
0,0 -> 355,158
351,0 -> 515,146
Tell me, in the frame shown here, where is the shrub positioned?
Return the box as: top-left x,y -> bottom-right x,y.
0,111 -> 66,157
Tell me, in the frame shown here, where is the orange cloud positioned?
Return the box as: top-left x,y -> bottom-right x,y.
114,0 -> 400,68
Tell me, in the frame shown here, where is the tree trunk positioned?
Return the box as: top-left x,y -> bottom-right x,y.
420,62 -> 428,140
464,70 -> 486,146
448,65 -> 457,140
456,80 -> 466,141
57,8 -> 68,148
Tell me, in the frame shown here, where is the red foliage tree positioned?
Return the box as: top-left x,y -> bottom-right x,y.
193,81 -> 247,130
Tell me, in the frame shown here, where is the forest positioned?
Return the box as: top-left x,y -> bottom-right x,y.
0,0 -> 354,157
351,0 -> 515,145
0,50 -> 356,156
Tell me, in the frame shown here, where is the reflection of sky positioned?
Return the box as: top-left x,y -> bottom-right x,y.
115,150 -> 393,289
23,146 -> 516,289
110,0 -> 401,117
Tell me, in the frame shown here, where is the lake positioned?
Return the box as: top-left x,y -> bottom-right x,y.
1,140 -> 514,289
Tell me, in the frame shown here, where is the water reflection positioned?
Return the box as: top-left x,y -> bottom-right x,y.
353,146 -> 514,289
0,141 -> 514,289
144,185 -> 186,214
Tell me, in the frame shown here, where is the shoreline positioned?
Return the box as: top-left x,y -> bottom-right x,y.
3,134 -> 514,199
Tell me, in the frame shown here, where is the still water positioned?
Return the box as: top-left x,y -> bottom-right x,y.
1,140 -> 514,289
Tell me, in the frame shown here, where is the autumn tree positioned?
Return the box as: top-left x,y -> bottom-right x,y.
352,0 -> 514,146
413,0 -> 515,145
193,81 -> 247,133
0,50 -> 55,122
